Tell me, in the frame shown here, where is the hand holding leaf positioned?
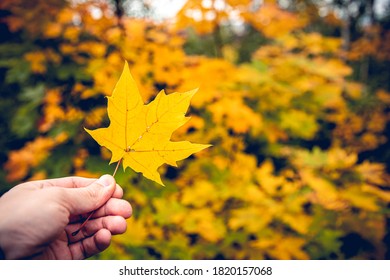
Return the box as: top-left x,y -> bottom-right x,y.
72,61 -> 210,236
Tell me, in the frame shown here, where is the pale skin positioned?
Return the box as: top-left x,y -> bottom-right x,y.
0,175 -> 132,259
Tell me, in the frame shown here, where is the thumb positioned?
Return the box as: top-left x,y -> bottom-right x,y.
63,175 -> 116,215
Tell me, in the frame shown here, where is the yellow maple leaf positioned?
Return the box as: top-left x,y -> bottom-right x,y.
85,61 -> 211,185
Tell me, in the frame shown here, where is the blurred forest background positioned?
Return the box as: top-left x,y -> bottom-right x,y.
1,0 -> 390,259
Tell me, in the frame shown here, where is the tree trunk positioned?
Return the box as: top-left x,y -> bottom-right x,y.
341,0 -> 351,61
360,0 -> 375,83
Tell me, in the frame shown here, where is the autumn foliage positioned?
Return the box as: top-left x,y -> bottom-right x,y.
1,0 -> 390,259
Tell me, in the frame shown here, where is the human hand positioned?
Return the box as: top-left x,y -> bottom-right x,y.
0,175 -> 132,259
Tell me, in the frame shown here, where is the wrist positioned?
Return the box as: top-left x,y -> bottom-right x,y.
0,225 -> 6,260
0,245 -> 4,260
0,217 -> 14,259
0,224 -> 7,259
0,219 -> 6,259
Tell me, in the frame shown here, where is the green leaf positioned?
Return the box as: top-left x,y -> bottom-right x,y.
19,84 -> 45,104
11,103 -> 39,137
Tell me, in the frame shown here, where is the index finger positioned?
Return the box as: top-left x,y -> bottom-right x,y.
29,176 -> 97,189
21,176 -> 124,198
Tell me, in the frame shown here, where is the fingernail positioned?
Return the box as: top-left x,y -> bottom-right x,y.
97,175 -> 112,187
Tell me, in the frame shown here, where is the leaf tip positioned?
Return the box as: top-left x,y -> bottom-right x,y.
84,127 -> 92,134
150,174 -> 165,187
201,144 -> 213,152
122,60 -> 130,74
188,87 -> 199,97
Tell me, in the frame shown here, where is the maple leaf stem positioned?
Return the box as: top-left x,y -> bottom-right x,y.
71,158 -> 123,237
112,158 -> 123,177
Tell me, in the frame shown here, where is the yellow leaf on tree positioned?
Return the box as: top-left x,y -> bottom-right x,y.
85,61 -> 211,185
229,206 -> 273,233
252,235 -> 309,260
